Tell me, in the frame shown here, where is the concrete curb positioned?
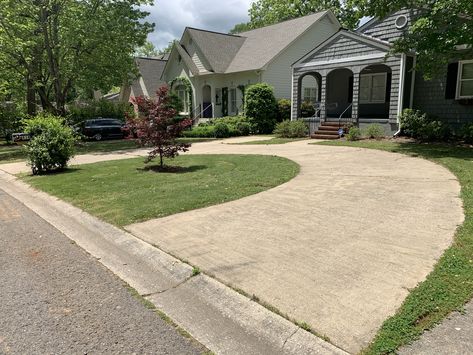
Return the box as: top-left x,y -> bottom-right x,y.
0,170 -> 347,355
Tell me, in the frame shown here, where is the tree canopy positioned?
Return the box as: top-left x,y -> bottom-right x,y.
230,0 -> 362,33
354,0 -> 473,78
0,0 -> 154,115
135,40 -> 160,57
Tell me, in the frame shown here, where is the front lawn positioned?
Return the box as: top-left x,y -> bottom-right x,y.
316,140 -> 473,354
0,137 -> 217,164
235,137 -> 309,145
22,154 -> 299,226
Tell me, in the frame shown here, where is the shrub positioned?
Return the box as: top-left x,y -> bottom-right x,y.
24,114 -> 77,174
364,124 -> 385,139
274,120 -> 308,138
214,122 -> 231,138
182,126 -> 216,138
460,123 -> 473,144
245,83 -> 278,134
235,121 -> 251,136
278,99 -> 292,121
400,109 -> 451,142
300,101 -> 316,118
346,127 -> 362,141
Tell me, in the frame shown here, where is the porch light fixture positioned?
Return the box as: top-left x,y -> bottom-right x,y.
395,15 -> 408,29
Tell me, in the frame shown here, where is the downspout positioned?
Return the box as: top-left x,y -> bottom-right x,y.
394,54 -> 407,137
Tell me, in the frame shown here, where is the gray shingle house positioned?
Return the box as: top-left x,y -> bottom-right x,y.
161,11 -> 340,120
291,9 -> 473,136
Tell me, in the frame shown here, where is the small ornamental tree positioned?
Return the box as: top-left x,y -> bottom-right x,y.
127,87 -> 193,168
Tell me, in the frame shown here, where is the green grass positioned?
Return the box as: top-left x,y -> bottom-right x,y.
315,140 -> 473,354
0,138 -> 216,164
22,154 -> 299,227
235,137 -> 309,145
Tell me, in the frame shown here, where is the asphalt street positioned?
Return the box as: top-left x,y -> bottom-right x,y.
0,188 -> 204,354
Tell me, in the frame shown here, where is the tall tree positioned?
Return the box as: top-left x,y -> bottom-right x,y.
354,0 -> 473,78
229,22 -> 252,34
0,0 -> 154,115
245,0 -> 361,30
135,40 -> 160,57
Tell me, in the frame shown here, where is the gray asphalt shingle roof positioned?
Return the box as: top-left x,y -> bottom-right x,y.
184,11 -> 328,74
131,57 -> 167,98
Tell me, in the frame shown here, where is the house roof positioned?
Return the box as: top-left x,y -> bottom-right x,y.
225,11 -> 328,73
172,10 -> 333,75
186,28 -> 245,73
130,57 -> 168,98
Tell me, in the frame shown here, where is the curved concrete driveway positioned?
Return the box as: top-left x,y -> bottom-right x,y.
126,139 -> 463,353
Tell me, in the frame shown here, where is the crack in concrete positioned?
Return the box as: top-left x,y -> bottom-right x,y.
282,328 -> 299,350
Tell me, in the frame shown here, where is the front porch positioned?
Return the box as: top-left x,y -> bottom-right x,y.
291,31 -> 415,137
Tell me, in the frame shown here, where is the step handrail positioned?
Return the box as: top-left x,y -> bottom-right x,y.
338,103 -> 353,128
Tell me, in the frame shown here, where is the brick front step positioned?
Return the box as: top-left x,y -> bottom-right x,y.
311,134 -> 341,140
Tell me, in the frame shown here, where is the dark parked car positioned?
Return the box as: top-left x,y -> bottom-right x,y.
75,118 -> 127,141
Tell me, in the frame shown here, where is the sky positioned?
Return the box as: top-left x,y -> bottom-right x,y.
142,0 -> 254,50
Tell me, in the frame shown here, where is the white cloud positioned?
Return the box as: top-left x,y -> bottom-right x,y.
142,0 -> 253,50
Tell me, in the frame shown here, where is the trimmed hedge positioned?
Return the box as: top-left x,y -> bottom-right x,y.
273,120 -> 308,138
183,116 -> 251,138
245,83 -> 278,134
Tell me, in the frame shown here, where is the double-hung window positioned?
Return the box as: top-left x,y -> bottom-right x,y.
360,73 -> 387,104
303,87 -> 317,104
456,60 -> 473,99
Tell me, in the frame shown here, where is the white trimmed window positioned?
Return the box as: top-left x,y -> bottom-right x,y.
456,60 -> 473,99
230,88 -> 237,114
360,73 -> 387,104
175,85 -> 189,113
303,87 -> 317,104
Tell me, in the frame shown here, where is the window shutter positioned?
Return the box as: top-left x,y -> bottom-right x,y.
445,62 -> 459,99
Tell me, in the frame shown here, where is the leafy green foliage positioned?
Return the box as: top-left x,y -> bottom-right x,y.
229,22 -> 252,34
0,103 -> 25,142
363,124 -> 385,139
23,114 -> 77,174
273,120 -> 308,138
355,1 -> 473,78
245,0 -> 361,30
400,109 -> 452,142
0,0 -> 154,115
135,40 -> 159,57
67,100 -> 133,125
277,99 -> 292,121
183,116 -> 252,138
346,126 -> 362,141
460,123 -> 473,144
245,83 -> 278,134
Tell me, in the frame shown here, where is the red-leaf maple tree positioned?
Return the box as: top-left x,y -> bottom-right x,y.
127,87 -> 193,168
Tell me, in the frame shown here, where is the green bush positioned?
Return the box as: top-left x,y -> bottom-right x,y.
235,121 -> 251,136
400,109 -> 452,142
214,122 -> 231,138
245,83 -> 278,134
460,123 -> 473,144
273,120 -> 308,138
300,101 -> 316,118
24,114 -> 77,174
364,124 -> 385,139
0,103 -> 25,143
67,99 -> 133,125
182,125 -> 216,138
278,99 -> 292,121
346,127 -> 362,141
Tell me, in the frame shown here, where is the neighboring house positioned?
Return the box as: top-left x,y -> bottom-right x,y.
291,9 -> 473,135
161,11 -> 341,120
118,56 -> 168,103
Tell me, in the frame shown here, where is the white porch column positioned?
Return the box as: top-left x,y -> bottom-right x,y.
352,67 -> 361,123
320,73 -> 327,121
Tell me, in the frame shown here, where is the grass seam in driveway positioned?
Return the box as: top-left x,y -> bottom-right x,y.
315,140 -> 473,355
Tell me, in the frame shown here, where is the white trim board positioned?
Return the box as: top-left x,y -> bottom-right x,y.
294,53 -> 387,69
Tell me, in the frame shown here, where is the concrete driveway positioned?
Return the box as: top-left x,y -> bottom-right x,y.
126,139 -> 464,353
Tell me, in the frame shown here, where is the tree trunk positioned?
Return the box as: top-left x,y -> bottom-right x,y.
26,75 -> 36,116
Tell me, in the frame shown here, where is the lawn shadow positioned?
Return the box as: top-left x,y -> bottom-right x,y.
392,142 -> 473,162
137,164 -> 207,174
29,167 -> 82,176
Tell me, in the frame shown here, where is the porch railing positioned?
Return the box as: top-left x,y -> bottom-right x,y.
338,103 -> 353,128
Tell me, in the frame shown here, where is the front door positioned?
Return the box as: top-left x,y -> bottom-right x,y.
202,85 -> 212,118
222,87 -> 228,116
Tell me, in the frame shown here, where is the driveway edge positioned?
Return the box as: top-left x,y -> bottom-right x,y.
0,170 -> 347,355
